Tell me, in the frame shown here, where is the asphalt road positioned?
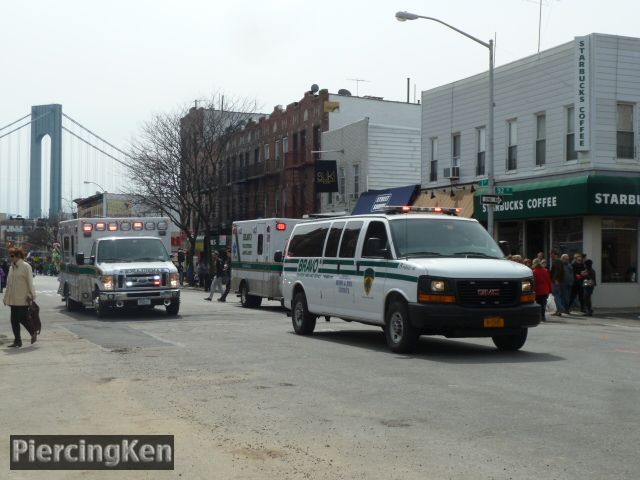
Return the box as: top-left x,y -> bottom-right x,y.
2,275 -> 639,479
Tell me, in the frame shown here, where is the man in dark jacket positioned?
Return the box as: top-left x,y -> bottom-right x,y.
550,249 -> 565,316
218,248 -> 232,302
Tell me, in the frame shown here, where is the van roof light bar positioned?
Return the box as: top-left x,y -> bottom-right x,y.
383,205 -> 461,216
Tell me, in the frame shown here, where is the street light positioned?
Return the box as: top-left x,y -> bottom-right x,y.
396,11 -> 496,237
83,180 -> 108,217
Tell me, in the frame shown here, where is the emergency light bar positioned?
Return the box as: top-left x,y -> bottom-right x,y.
276,222 -> 287,231
384,205 -> 461,216
95,222 -> 106,231
82,223 -> 93,236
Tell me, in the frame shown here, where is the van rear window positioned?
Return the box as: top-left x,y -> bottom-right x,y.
288,224 -> 329,258
324,223 -> 345,257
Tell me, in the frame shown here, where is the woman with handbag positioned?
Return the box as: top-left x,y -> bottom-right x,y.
3,247 -> 37,347
533,258 -> 553,322
581,259 -> 597,317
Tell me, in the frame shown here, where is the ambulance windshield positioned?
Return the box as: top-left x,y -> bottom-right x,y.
389,218 -> 503,259
97,238 -> 170,263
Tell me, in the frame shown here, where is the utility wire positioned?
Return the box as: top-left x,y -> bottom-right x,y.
0,113 -> 30,132
62,113 -> 131,158
61,126 -> 129,168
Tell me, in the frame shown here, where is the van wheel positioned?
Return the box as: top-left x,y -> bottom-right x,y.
240,283 -> 262,308
166,299 -> 180,316
93,289 -> 107,318
492,329 -> 528,351
292,292 -> 316,335
385,300 -> 418,353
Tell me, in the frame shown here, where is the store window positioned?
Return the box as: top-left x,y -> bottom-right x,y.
497,221 -> 522,256
551,218 -> 583,257
566,107 -> 577,161
602,218 -> 638,283
617,103 -> 634,159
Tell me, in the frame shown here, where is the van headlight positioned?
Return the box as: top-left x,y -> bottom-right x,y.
418,276 -> 456,304
430,280 -> 447,292
520,278 -> 535,303
101,275 -> 114,291
169,272 -> 179,288
521,279 -> 533,293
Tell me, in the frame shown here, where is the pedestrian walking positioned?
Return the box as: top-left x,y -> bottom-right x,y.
581,259 -> 597,316
561,254 -> 574,314
204,251 -> 224,301
218,248 -> 232,302
2,247 -> 37,348
532,258 -> 553,321
197,258 -> 207,290
570,253 -> 585,312
549,249 -> 565,316
0,265 -> 6,293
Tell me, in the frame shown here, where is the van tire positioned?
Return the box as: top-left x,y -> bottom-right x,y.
492,329 -> 527,351
93,288 -> 107,318
64,284 -> 82,311
385,300 -> 418,353
166,299 -> 180,316
292,292 -> 316,335
240,283 -> 262,308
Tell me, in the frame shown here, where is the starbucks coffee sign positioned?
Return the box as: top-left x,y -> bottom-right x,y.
575,36 -> 591,151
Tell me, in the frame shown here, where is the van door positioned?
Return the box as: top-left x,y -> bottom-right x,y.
333,220 -> 364,317
319,221 -> 345,313
355,220 -> 391,323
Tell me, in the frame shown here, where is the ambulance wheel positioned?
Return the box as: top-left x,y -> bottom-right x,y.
385,300 -> 418,353
492,329 -> 527,351
240,283 -> 262,308
166,299 -> 180,316
64,284 -> 82,311
292,292 -> 316,335
93,288 -> 107,318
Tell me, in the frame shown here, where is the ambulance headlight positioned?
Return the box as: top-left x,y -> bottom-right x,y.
169,272 -> 179,288
430,280 -> 446,292
101,275 -> 114,291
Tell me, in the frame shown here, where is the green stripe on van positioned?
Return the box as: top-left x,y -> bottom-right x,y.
232,262 -> 284,272
60,263 -> 100,275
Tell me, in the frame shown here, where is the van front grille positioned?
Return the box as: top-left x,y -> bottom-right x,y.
456,280 -> 518,307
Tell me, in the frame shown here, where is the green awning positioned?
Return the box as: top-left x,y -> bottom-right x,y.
474,175 -> 640,220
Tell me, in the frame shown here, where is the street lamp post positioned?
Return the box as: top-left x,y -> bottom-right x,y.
396,11 -> 496,237
83,180 -> 108,217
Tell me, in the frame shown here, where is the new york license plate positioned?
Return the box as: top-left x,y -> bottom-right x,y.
137,298 -> 152,306
483,316 -> 505,328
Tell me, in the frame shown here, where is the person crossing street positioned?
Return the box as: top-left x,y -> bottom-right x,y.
3,247 -> 37,348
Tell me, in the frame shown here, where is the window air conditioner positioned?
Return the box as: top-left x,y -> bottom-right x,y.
443,166 -> 460,179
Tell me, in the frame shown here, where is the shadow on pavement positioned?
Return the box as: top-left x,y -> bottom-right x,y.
305,329 -> 565,364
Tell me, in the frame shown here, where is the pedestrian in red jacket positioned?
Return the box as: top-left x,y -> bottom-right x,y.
532,258 -> 553,322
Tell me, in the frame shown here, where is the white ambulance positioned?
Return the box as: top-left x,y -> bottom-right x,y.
231,218 -> 302,307
58,217 -> 180,317
282,206 -> 541,353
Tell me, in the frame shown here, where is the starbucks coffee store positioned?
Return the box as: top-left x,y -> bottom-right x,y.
474,175 -> 640,308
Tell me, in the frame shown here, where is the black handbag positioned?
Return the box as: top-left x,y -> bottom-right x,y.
28,301 -> 41,335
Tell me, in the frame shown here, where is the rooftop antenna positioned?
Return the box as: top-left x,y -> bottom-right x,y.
347,78 -> 370,97
538,0 -> 542,53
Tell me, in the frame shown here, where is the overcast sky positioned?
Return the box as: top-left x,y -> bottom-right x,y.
1,0 -> 639,215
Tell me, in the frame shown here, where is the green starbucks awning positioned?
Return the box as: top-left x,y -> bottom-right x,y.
474,175 -> 640,221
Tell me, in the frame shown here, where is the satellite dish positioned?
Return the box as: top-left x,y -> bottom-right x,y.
338,89 -> 352,96
310,84 -> 320,94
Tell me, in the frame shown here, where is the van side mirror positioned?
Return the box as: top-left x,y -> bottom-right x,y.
364,237 -> 388,258
498,240 -> 510,257
89,255 -> 96,265
274,251 -> 283,263
75,253 -> 85,265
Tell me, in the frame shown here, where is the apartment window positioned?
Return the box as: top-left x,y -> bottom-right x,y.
327,192 -> 333,205
427,137 -> 437,182
353,164 -> 360,196
507,120 -> 517,170
566,107 -> 577,161
254,147 -> 260,164
452,133 -> 461,167
476,127 -> 486,175
536,113 -> 546,166
264,143 -> 270,161
313,125 -> 321,152
275,139 -> 281,168
339,167 -> 346,196
617,103 -> 635,159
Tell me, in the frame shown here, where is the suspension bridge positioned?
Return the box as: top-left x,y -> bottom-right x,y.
0,104 -> 130,219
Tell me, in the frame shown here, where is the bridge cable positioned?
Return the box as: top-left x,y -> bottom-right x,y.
0,111 -> 52,141
62,113 -> 131,159
0,113 -> 30,132
61,126 -> 129,168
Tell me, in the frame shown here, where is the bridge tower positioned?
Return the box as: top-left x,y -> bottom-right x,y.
30,104 -> 63,219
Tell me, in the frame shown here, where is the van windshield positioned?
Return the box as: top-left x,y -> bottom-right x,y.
97,238 -> 170,263
389,218 -> 503,259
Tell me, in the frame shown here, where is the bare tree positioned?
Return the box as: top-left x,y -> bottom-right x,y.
126,95 -> 260,272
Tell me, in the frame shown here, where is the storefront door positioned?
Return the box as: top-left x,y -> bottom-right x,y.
526,220 -> 549,259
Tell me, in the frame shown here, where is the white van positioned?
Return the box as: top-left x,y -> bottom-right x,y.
282,207 -> 540,353
231,218 -> 302,307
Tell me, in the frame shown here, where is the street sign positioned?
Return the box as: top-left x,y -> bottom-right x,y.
480,195 -> 504,205
478,178 -> 489,186
495,186 -> 513,195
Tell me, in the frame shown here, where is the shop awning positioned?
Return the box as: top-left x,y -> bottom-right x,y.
352,184 -> 420,215
473,175 -> 640,220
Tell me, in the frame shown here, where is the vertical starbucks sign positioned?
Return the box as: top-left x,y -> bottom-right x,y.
574,36 -> 590,151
